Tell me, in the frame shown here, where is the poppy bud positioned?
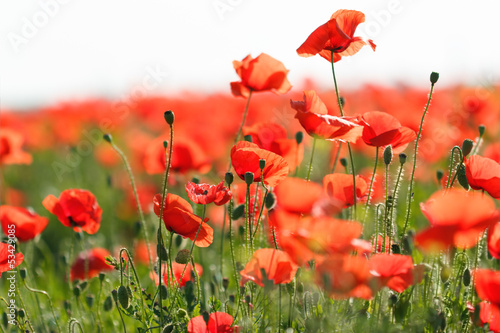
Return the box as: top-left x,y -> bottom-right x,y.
440,266 -> 452,283
73,286 -> 81,297
265,192 -> 276,210
175,234 -> 183,248
162,324 -> 174,333
297,282 -> 304,293
202,311 -> 210,325
103,133 -> 112,143
245,294 -> 251,304
259,159 -> 266,170
80,281 -> 88,291
164,110 -> 175,125
225,172 -> 234,186
286,279 -> 296,296
391,243 -> 401,254
430,72 -> 439,84
244,172 -> 254,185
86,294 -> 95,308
111,289 -> 118,302
399,153 -> 407,165
175,249 -> 191,264
477,126 -> 486,140
436,169 -> 444,183
159,284 -> 168,299
157,244 -> 168,262
163,140 -> 168,149
384,145 -> 393,166
232,204 -> 245,220
340,158 -> 348,168
229,294 -> 235,303
463,268 -> 471,286
244,135 -> 253,143
389,294 -> 398,307
456,164 -> 469,190
20,268 -> 27,280
462,139 -> 474,158
295,131 -> 304,144
2,312 -> 7,327
103,295 -> 113,312
222,277 -> 229,290
191,177 -> 200,184
99,273 -> 106,282
18,309 -> 25,319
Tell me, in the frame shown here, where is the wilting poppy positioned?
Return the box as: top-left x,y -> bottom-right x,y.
323,173 -> 368,208
0,243 -> 24,277
0,128 -> 32,165
465,155 -> 500,199
474,269 -> 500,332
290,91 -> 363,142
368,253 -> 425,293
188,312 -> 237,333
415,189 -> 500,251
185,181 -> 232,206
230,141 -> 289,187
154,261 -> 203,288
361,111 -> 416,153
153,193 -> 213,247
488,223 -> 500,259
70,248 -> 114,281
296,9 -> 376,63
240,248 -> 298,287
43,189 -> 102,235
0,206 -> 49,242
230,53 -> 292,98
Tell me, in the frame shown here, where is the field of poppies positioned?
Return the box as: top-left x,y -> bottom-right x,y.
2,8 -> 500,333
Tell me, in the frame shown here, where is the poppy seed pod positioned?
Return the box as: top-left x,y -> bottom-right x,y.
244,172 -> 254,185
478,124 -> 485,136
164,110 -> 175,125
430,72 -> 439,84
103,133 -> 112,143
340,158 -> 348,168
295,131 -> 304,144
225,172 -> 234,186
259,159 -> 266,170
175,249 -> 192,264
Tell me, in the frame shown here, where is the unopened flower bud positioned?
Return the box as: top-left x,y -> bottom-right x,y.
462,139 -> 474,157
73,286 -> 81,298
157,244 -> 168,262
99,273 -> 106,282
383,145 -> 393,166
225,172 -> 234,186
159,284 -> 168,299
103,295 -> 113,312
191,177 -> 200,184
265,192 -> 276,210
430,72 -> 439,84
436,169 -> 444,183
18,309 -> 25,319
175,249 -> 191,264
340,158 -> 348,168
244,135 -> 253,143
456,164 -> 469,190
163,140 -> 168,149
244,172 -> 254,185
232,204 -> 245,220
440,265 -> 452,283
259,159 -> 266,170
463,268 -> 471,286
295,131 -> 304,144
86,294 -> 95,308
399,153 -> 407,165
103,133 -> 112,143
478,124 -> 485,136
164,110 -> 175,125
175,234 -> 183,248
20,268 -> 27,280
222,278 -> 229,290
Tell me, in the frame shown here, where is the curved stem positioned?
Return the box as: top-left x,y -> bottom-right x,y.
306,138 -> 317,182
22,280 -> 62,333
363,147 -> 379,224
445,146 -> 462,189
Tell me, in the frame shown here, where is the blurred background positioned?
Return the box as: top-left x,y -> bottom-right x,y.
2,0 -> 500,109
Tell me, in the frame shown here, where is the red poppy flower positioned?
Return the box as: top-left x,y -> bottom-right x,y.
488,223 -> 500,259
323,173 -> 368,208
368,253 -> 425,293
0,206 -> 49,242
274,177 -> 323,214
465,155 -> 500,199
475,269 -> 500,332
154,262 -> 203,288
153,193 -> 213,247
240,248 -> 298,287
230,53 -> 292,98
230,141 -> 289,187
134,241 -> 156,266
0,128 -> 32,165
415,189 -> 500,252
290,91 -> 363,142
188,312 -> 237,333
297,9 -> 376,63
478,302 -> 500,333
0,243 -> 24,277
315,254 -> 373,300
70,248 -> 113,281
42,189 -> 102,235
361,111 -> 416,153
185,181 -> 232,206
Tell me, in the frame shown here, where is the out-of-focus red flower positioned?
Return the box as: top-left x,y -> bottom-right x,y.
290,91 -> 363,142
361,111 -> 416,153
484,143 -> 500,163
368,253 -> 425,293
415,189 -> 500,252
0,243 -> 24,277
296,9 -> 376,63
70,248 -> 113,281
274,177 -> 323,214
0,128 -> 32,165
230,53 -> 292,98
315,254 -> 373,300
474,269 -> 500,332
231,141 -> 289,187
240,248 -> 298,287
243,122 -> 304,171
371,235 -> 391,254
488,223 -> 500,259
153,193 -> 213,247
43,189 -> 102,235
134,241 -> 156,265
154,262 -> 203,288
185,181 -> 232,206
188,312 -> 237,333
0,206 -> 49,242
323,173 -> 368,208
231,183 -> 264,223
465,155 -> 500,199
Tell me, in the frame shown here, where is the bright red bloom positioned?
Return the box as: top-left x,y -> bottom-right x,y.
0,206 -> 49,242
415,189 -> 500,252
185,181 -> 232,206
154,262 -> 203,288
153,193 -> 213,247
230,53 -> 292,98
361,111 -> 416,153
240,248 -> 298,287
488,223 -> 500,259
0,243 -> 24,277
230,141 -> 289,187
188,312 -> 237,333
290,91 -> 363,142
274,177 -> 323,215
475,269 -> 500,332
0,128 -> 32,165
368,254 -> 425,293
43,189 -> 102,234
465,155 -> 500,199
297,9 -> 376,62
323,173 -> 368,208
70,248 -> 113,281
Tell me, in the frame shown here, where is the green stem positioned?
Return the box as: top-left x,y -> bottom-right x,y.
22,280 -> 62,333
471,130 -> 484,156
191,257 -> 202,305
363,147 -> 379,224
306,138 -> 317,182
388,161 -> 405,237
445,146 -> 462,189
228,89 -> 253,172
330,51 -> 344,117
227,185 -> 242,320
402,82 -> 436,238
331,142 -> 343,174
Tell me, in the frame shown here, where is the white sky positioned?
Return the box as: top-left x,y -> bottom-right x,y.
1,0 -> 500,109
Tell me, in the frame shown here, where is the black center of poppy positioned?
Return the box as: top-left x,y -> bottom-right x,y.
203,190 -> 208,195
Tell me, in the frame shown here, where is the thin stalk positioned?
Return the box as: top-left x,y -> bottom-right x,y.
383,164 -> 391,253
228,89 -> 253,172
402,82 -> 436,238
22,280 -> 62,333
331,142 -> 343,174
471,130 -> 484,156
119,249 -> 148,328
363,147 -> 379,224
227,185 -> 242,320
445,146 -> 462,189
306,138 -> 317,182
388,161 -> 405,234
191,257 -> 202,305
